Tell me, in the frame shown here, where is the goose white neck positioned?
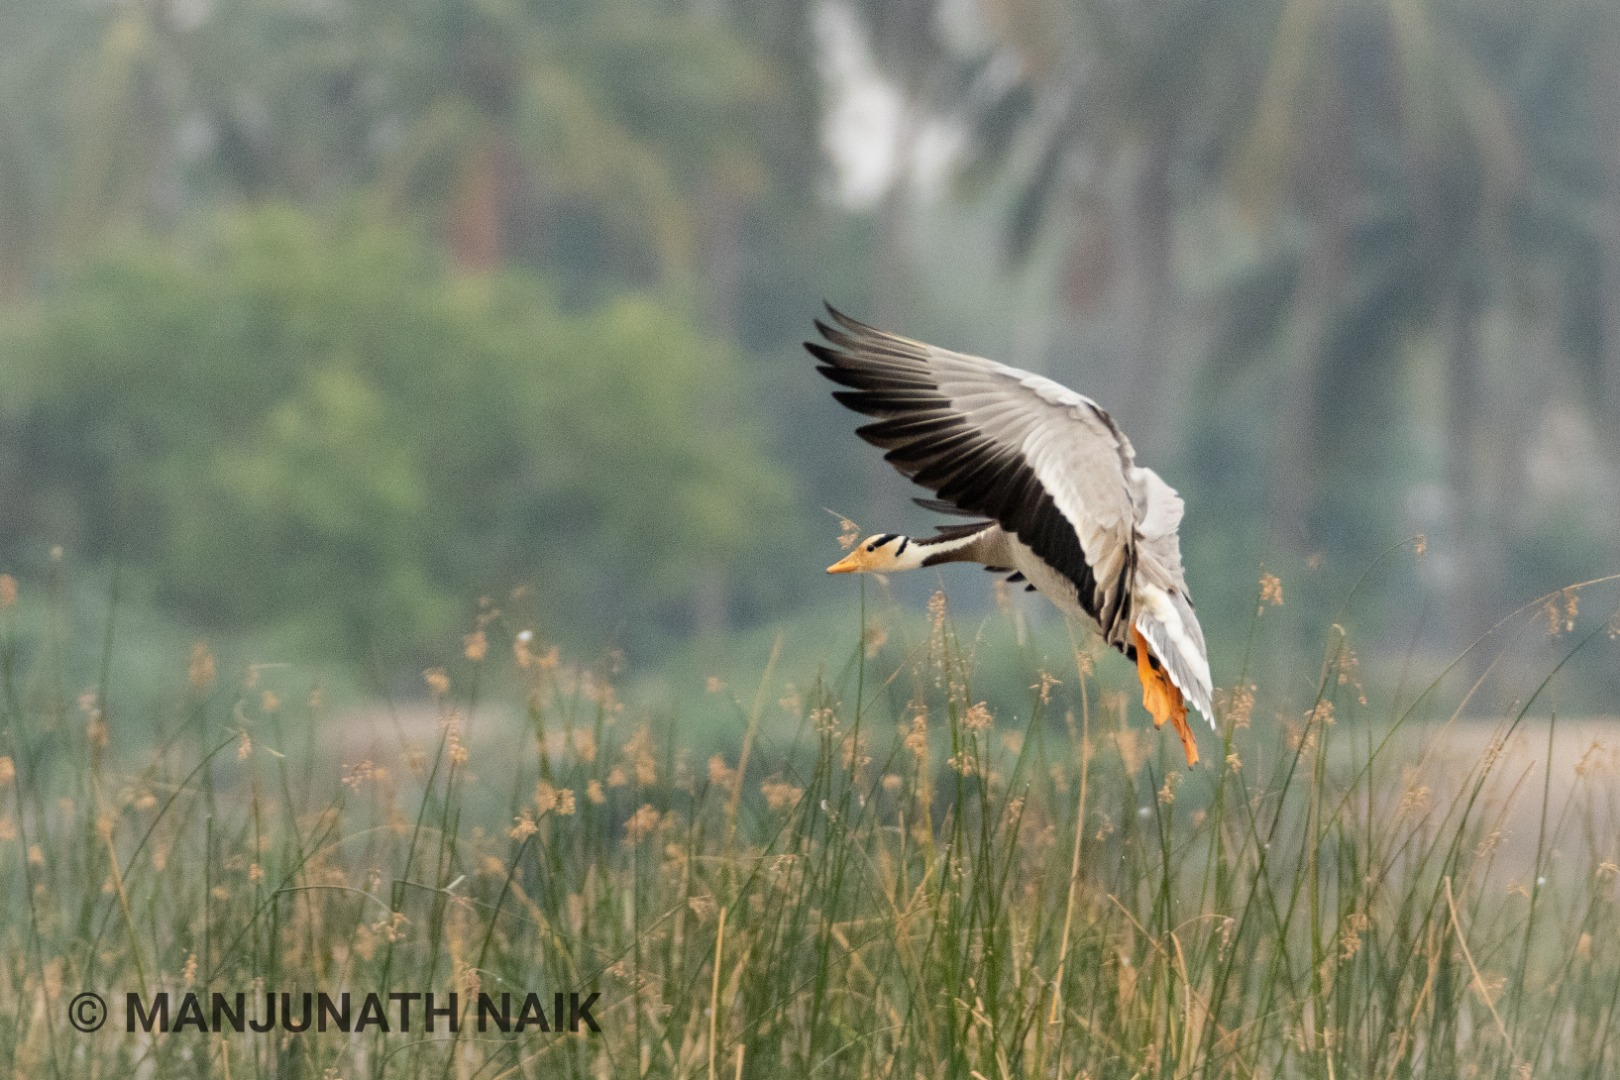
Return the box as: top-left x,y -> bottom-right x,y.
914,528 -> 990,568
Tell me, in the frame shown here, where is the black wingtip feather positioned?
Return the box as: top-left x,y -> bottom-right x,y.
805,341 -> 844,366
913,497 -> 976,517
826,305 -> 878,337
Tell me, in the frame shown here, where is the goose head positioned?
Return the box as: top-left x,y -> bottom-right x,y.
826,533 -> 922,574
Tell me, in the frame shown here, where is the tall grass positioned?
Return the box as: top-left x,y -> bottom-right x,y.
1,565 -> 1619,1078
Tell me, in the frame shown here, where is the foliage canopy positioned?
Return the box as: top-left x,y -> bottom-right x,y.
0,207 -> 790,661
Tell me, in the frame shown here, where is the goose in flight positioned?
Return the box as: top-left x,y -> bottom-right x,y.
809,306 -> 1214,765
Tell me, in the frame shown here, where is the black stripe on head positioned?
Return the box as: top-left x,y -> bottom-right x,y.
873,533 -> 897,548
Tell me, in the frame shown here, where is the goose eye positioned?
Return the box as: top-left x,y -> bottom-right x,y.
866,543 -> 877,552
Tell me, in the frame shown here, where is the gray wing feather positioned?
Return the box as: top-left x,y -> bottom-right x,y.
1131,465 -> 1188,588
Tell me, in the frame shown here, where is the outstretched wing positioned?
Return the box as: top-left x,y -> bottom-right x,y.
1131,464 -> 1188,589
808,305 -> 1140,643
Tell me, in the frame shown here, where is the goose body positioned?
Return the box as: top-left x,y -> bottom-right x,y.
810,307 -> 1214,765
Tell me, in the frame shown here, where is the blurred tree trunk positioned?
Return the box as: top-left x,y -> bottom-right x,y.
1603,58 -> 1620,469
59,8 -> 176,258
693,176 -> 744,630
1445,275 -> 1494,649
868,149 -> 922,524
1115,124 -> 1177,461
1269,72 -> 1352,551
1605,226 -> 1620,466
700,177 -> 746,340
862,0 -> 934,333
854,0 -> 934,518
871,104 -> 918,332
721,0 -> 823,192
1273,243 -> 1330,551
446,134 -> 515,272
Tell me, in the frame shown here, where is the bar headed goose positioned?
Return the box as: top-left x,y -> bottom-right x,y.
809,306 -> 1214,765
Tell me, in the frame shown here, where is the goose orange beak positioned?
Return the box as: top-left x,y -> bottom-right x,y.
826,552 -> 864,574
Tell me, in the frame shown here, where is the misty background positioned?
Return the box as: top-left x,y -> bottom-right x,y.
0,0 -> 1615,704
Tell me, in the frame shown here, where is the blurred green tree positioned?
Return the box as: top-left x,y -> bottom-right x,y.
0,207 -> 790,660
943,0 -> 1276,460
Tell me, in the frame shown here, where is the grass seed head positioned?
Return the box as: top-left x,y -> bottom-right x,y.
1545,587 -> 1581,636
1032,671 -> 1061,704
1574,740 -> 1609,778
1258,572 -> 1284,610
903,711 -> 928,759
446,724 -> 468,766
864,619 -> 888,656
1221,682 -> 1257,730
621,725 -> 657,785
1340,912 -> 1371,959
624,803 -> 662,842
837,516 -> 860,551
535,781 -> 559,814
342,760 -> 377,792
571,728 -> 597,762
1397,782 -> 1432,820
708,754 -> 737,788
760,779 -> 803,810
